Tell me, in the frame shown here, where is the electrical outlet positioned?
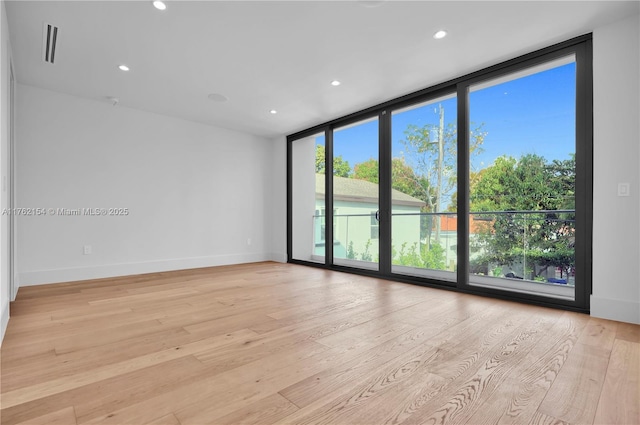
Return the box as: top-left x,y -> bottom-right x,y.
247,238 -> 252,246
618,182 -> 630,197
83,245 -> 92,255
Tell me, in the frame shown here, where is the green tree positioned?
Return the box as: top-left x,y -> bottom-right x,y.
400,104 -> 486,242
470,154 -> 569,212
352,157 -> 431,203
548,154 -> 576,210
470,154 -> 575,280
352,159 -> 379,183
315,145 -> 351,177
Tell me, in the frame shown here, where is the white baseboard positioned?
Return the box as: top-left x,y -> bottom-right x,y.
268,252 -> 287,263
0,301 -> 9,348
591,295 -> 640,324
17,252 -> 274,287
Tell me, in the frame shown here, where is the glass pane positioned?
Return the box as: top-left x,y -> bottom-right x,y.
291,132 -> 325,262
333,117 -> 379,270
468,56 -> 576,300
391,95 -> 457,281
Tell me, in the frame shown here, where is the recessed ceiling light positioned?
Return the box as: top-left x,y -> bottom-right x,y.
207,93 -> 228,102
118,64 -> 130,71
153,1 -> 167,11
270,110 -> 278,115
331,80 -> 341,86
433,30 -> 447,40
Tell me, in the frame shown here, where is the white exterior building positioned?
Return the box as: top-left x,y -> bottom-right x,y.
314,175 -> 425,261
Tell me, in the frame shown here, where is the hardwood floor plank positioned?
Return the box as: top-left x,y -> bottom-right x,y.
3,309 -> 163,353
213,393 -> 298,425
272,344 -> 445,425
577,317 -> 618,351
528,411 -> 572,425
279,303 -> 520,411
249,289 -> 424,335
50,306 -> 134,325
615,321 -> 640,343
415,303 -> 529,360
357,311 -> 562,425
593,339 -> 640,425
359,311 -> 558,425
84,342 -> 341,424
462,311 -> 587,425
1,327 -> 196,392
1,328 -> 258,409
182,312 -> 276,336
12,406 -> 77,425
314,317 -> 416,350
108,295 -> 428,424
0,350 -> 57,380
73,356 -> 206,423
52,319 -> 169,355
1,311 -> 53,332
192,332 -> 321,372
1,262 -> 636,425
0,356 -> 206,425
87,287 -> 201,307
267,294 -> 375,322
537,342 -> 610,424
0,335 -> 57,363
142,413 -> 181,425
276,306 -> 533,425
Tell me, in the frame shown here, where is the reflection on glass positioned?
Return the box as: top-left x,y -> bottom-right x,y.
468,56 -> 576,300
391,95 -> 457,280
332,118 -> 379,270
292,132 -> 325,263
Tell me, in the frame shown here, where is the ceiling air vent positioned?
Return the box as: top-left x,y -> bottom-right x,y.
42,23 -> 59,64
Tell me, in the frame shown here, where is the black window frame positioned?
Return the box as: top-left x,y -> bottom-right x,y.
287,34 -> 592,314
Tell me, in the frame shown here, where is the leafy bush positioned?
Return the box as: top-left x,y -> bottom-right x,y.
392,241 -> 446,270
346,241 -> 357,260
360,240 -> 373,262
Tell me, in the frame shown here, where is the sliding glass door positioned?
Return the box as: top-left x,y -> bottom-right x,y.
466,55 -> 578,301
291,131 -> 326,263
390,95 -> 457,282
288,36 -> 591,311
332,117 -> 380,271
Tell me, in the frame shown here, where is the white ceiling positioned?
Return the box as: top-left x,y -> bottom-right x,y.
6,1 -> 639,138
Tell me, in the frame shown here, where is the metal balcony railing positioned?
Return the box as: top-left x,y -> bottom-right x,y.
311,209 -> 576,285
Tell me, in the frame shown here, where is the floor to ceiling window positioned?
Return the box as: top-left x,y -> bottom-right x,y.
288,35 -> 592,312
332,117 -> 380,271
390,94 -> 457,282
290,131 -> 325,263
466,55 -> 577,301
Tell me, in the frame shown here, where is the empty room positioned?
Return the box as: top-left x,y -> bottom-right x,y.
0,1 -> 639,424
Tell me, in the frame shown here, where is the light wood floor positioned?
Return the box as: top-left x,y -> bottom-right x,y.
1,262 -> 638,425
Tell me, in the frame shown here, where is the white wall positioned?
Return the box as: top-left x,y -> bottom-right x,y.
267,135 -> 287,263
0,0 -> 14,345
291,135 -> 317,261
16,84 -> 273,286
591,13 -> 640,324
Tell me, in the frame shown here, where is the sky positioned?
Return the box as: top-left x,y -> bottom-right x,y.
318,61 -> 576,173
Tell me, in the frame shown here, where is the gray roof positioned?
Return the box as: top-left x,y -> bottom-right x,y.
315,174 -> 425,207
